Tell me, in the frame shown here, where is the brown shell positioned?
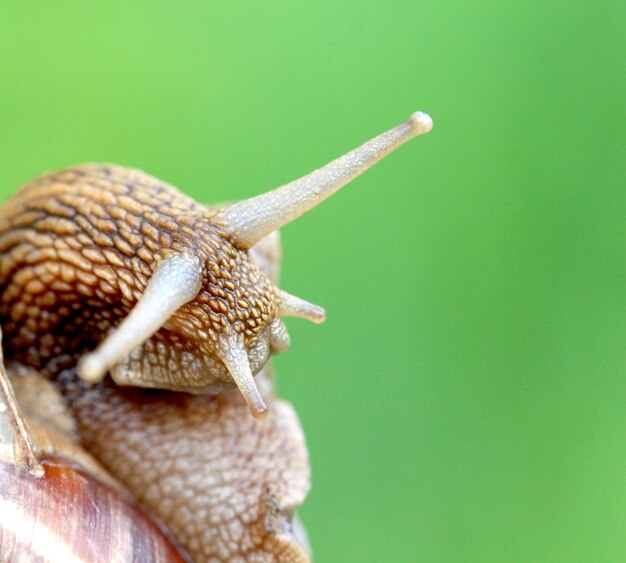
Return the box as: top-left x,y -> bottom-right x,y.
0,456 -> 187,562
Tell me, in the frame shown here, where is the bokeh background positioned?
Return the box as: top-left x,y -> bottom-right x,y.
0,2 -> 623,561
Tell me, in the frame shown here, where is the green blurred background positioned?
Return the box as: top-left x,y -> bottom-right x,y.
0,2 -> 623,561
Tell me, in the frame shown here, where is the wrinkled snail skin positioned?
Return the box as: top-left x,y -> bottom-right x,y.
0,164 -> 282,418
0,112 -> 432,561
56,366 -> 311,563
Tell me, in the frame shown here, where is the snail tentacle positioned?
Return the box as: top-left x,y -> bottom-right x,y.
77,252 -> 203,384
278,290 -> 326,324
217,334 -> 268,419
219,111 -> 433,249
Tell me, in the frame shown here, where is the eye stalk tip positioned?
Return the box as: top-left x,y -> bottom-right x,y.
408,111 -> 433,134
77,353 -> 106,383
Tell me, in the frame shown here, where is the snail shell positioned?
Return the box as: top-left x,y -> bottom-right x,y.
0,348 -> 188,561
0,458 -> 187,562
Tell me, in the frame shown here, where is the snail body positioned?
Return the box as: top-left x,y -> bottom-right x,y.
0,111 -> 432,561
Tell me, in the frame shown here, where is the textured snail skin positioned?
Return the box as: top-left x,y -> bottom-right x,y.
0,165 -> 278,394
6,359 -> 309,561
2,363 -> 310,562
57,367 -> 311,562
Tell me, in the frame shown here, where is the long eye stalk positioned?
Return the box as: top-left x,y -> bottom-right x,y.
220,111 -> 433,249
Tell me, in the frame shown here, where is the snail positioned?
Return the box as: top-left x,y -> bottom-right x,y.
0,111 -> 433,561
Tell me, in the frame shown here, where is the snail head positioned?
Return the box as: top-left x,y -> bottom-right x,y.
77,112 -> 433,418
